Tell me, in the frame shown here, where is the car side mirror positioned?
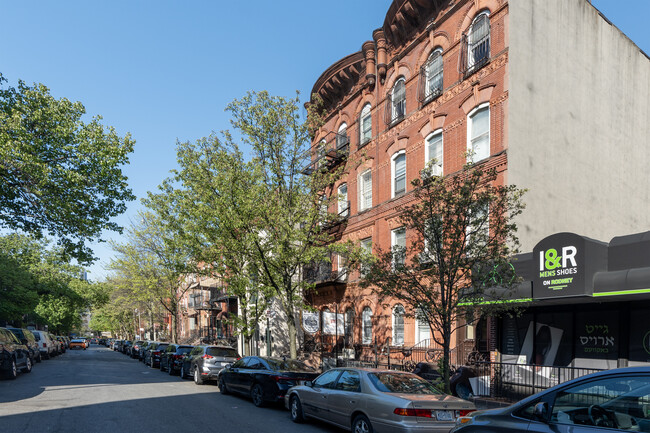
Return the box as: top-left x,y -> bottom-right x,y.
304,381 -> 313,387
534,402 -> 549,422
223,363 -> 232,370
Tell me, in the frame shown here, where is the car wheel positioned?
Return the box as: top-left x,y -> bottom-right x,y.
168,363 -> 175,375
219,376 -> 230,394
180,365 -> 187,379
290,395 -> 305,423
194,368 -> 204,385
3,359 -> 17,380
160,360 -> 165,371
352,415 -> 373,433
251,383 -> 265,407
23,357 -> 32,373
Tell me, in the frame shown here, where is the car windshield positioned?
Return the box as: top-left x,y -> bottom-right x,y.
177,346 -> 193,354
265,358 -> 315,372
368,372 -> 442,395
71,339 -> 85,343
206,347 -> 239,357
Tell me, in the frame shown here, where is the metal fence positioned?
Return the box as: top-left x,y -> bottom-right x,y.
471,362 -> 602,401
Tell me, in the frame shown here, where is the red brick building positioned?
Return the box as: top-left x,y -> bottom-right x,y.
303,0 -> 650,365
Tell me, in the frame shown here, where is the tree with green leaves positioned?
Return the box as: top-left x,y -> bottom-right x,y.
146,91 -> 360,358
109,210 -> 193,343
360,163 -> 526,392
0,74 -> 135,263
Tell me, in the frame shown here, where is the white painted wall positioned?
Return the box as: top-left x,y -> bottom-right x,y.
508,0 -> 650,249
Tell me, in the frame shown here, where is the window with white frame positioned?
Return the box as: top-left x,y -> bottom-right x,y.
359,104 -> 372,145
392,304 -> 405,346
362,307 -> 373,344
467,104 -> 490,163
337,254 -> 348,281
391,77 -> 406,123
422,49 -> 443,103
360,237 -> 372,277
415,308 -> 430,343
392,227 -> 406,268
425,130 -> 443,176
359,169 -> 372,211
345,308 -> 354,338
337,183 -> 349,217
337,123 -> 348,149
392,151 -> 406,197
466,12 -> 490,72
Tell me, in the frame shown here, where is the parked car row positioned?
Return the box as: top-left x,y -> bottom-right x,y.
0,327 -> 70,380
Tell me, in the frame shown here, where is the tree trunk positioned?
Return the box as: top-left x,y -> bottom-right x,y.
442,323 -> 452,394
244,334 -> 251,356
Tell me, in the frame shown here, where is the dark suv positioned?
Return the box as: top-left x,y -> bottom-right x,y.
6,328 -> 41,364
0,328 -> 32,379
144,342 -> 169,368
181,345 -> 240,384
160,344 -> 193,375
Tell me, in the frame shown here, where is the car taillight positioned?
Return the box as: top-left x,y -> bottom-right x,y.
393,408 -> 433,418
153,351 -> 160,355
202,354 -> 213,359
457,410 -> 475,417
43,343 -> 47,348
173,354 -> 184,359
270,375 -> 295,382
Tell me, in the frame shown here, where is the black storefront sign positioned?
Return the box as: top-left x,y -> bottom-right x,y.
532,233 -> 607,299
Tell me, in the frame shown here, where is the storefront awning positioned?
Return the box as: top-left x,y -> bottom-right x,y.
593,266 -> 650,298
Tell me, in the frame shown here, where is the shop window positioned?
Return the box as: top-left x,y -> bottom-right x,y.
359,104 -> 372,146
467,104 -> 490,163
419,49 -> 443,104
362,307 -> 373,344
392,304 -> 405,346
392,151 -> 406,197
358,169 -> 372,211
425,130 -> 443,176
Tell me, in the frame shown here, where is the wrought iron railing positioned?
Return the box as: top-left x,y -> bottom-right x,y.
460,14 -> 490,76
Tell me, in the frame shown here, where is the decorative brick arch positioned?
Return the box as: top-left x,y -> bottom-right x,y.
384,63 -> 413,91
416,31 -> 451,69
456,0 -> 501,40
460,83 -> 496,114
385,136 -> 408,156
419,113 -> 447,139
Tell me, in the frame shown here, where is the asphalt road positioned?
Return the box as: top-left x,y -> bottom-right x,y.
0,345 -> 334,433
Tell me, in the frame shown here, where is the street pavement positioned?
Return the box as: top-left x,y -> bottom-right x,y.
0,344 -> 333,433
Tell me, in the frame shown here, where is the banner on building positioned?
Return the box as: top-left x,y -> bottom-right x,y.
322,311 -> 344,335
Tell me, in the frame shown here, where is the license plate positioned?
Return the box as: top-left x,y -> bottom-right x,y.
435,410 -> 454,421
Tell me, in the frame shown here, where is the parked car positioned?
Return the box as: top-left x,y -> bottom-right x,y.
69,339 -> 87,350
144,342 -> 169,368
31,330 -> 55,359
0,328 -> 32,379
218,356 -> 319,407
450,366 -> 650,433
130,340 -> 145,359
138,341 -> 152,362
181,345 -> 240,384
159,344 -> 193,375
286,367 -> 474,432
121,340 -> 133,355
55,336 -> 67,353
112,339 -> 123,351
6,328 -> 41,364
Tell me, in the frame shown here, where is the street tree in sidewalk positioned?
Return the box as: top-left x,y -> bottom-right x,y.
108,210 -> 193,343
0,74 -> 135,264
359,163 -> 526,393
146,91 -> 360,359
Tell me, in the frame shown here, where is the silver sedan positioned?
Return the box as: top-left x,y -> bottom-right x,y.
284,367 -> 475,433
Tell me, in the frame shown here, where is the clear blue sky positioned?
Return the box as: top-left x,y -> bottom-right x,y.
1,1 -> 648,280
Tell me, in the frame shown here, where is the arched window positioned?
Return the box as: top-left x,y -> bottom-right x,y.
362,307 -> 373,344
425,130 -> 443,176
391,151 -> 406,197
344,308 -> 354,339
337,123 -> 348,149
392,304 -> 405,346
419,49 -> 443,104
359,104 -> 372,146
467,103 -> 490,163
464,12 -> 490,74
388,77 -> 406,125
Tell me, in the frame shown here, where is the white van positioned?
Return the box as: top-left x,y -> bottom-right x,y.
31,330 -> 55,359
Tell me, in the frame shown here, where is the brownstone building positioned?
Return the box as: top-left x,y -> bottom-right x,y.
303,0 -> 650,366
